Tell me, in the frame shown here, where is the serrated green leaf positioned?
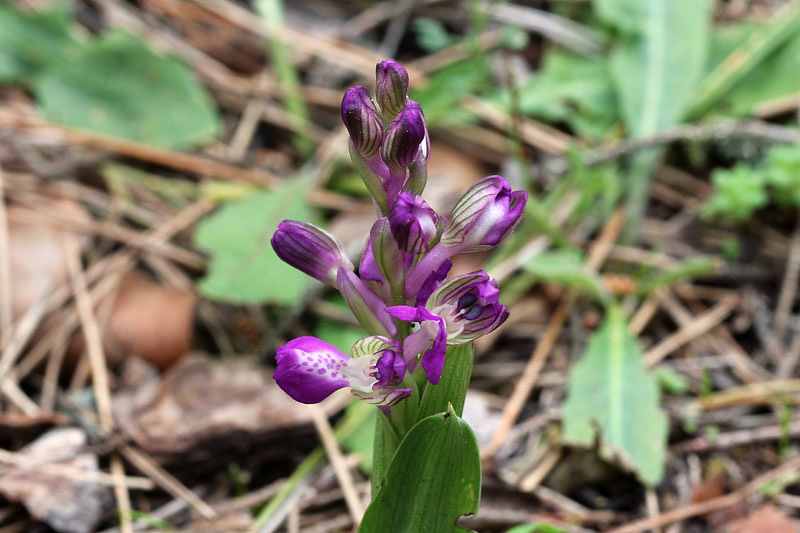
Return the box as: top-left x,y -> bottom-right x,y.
418,344 -> 474,421
563,306 -> 668,485
360,411 -> 481,533
34,31 -> 219,149
523,250 -> 608,302
193,180 -> 315,304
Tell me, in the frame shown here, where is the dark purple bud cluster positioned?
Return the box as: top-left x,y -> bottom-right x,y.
270,60 -> 528,406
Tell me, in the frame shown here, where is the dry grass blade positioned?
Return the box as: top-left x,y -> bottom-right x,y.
307,405 -> 364,524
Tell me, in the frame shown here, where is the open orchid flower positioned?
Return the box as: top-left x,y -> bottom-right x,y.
274,336 -> 411,406
388,271 -> 508,384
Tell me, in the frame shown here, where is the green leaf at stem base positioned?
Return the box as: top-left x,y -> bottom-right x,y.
360,409 -> 481,533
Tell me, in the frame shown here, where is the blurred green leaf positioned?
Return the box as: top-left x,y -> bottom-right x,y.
500,49 -> 618,141
524,250 -> 608,303
599,0 -> 712,137
315,319 -> 365,354
654,366 -> 688,395
563,306 -> 668,485
764,145 -> 800,207
637,257 -> 719,295
0,3 -> 78,82
702,164 -> 768,222
708,24 -> 800,117
413,18 -> 455,52
689,1 -> 800,119
194,179 -> 315,304
410,58 -> 487,125
35,31 -> 219,149
360,410 -> 481,533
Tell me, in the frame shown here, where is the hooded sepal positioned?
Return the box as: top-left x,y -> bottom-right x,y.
341,86 -> 383,157
380,105 -> 426,173
375,59 -> 409,120
440,175 -> 527,252
389,192 -> 439,255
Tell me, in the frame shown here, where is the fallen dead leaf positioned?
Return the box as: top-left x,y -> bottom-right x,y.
113,354 -> 314,463
0,427 -> 111,533
726,504 -> 797,533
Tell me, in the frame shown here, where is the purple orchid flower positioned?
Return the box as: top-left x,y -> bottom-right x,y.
271,220 -> 354,286
388,270 -> 508,384
275,336 -> 411,405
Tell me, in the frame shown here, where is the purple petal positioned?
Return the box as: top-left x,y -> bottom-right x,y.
274,337 -> 350,404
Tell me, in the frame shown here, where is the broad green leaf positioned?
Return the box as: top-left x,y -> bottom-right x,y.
563,306 -> 668,485
194,179 -> 314,304
506,525 -> 567,533
418,344 -> 474,420
705,23 -> 800,117
598,0 -> 712,136
688,1 -> 800,119
499,48 -> 618,141
0,3 -> 78,82
523,250 -> 608,303
360,410 -> 481,533
35,31 -> 220,149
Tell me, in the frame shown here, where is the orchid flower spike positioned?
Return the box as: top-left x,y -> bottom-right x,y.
274,336 -> 411,405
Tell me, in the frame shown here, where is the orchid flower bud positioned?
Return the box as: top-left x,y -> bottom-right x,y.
337,267 -> 397,337
389,192 -> 439,254
376,59 -> 409,119
271,220 -> 353,286
274,336 -> 411,405
441,175 -> 527,252
341,86 -> 383,157
380,105 -> 426,172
